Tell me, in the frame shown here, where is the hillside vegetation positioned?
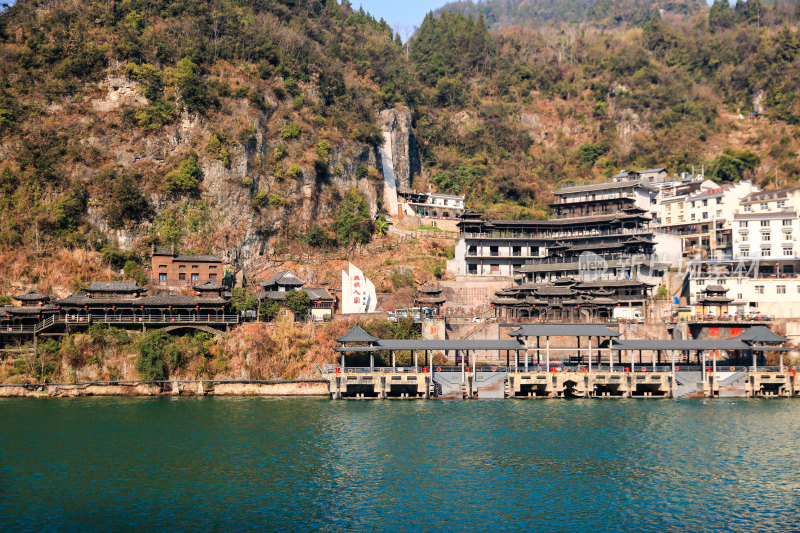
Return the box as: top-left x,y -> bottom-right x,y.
1,0 -> 800,293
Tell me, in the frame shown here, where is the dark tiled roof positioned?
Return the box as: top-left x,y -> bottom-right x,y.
304,288 -> 334,301
554,180 -> 655,195
55,295 -> 227,306
84,281 -> 144,293
418,286 -> 443,294
173,255 -> 222,263
577,279 -> 656,288
262,270 -> 306,287
704,285 -> 728,292
415,297 -> 446,305
335,325 -> 379,343
509,324 -> 620,337
13,290 -> 51,302
193,281 -> 223,291
742,187 -> 800,203
734,326 -> 789,343
4,305 -> 58,315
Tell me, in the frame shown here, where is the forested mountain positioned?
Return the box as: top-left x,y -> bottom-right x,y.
438,0 -> 705,28
1,0 -> 800,292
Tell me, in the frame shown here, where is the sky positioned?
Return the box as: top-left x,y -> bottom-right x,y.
354,0 -> 452,32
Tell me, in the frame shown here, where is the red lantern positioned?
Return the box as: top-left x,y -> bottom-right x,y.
168,306 -> 172,309
84,305 -> 88,309
36,315 -> 40,319
196,305 -> 200,309
577,304 -> 581,308
140,305 -> 144,309
112,305 -> 116,310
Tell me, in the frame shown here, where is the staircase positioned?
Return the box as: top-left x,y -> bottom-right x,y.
673,371 -> 705,398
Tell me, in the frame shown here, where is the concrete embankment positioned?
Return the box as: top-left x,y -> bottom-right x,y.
0,380 -> 330,398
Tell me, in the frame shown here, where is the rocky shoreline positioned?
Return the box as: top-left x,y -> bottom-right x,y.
0,380 -> 329,398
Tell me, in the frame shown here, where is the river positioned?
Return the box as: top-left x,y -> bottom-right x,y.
1,397 -> 799,531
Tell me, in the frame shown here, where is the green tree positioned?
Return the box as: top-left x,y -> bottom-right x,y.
104,171 -> 152,228
708,149 -> 760,182
172,58 -> 208,112
709,0 -> 733,31
135,330 -> 170,381
285,289 -> 310,320
164,153 -> 202,195
259,298 -> 280,321
333,187 -> 373,246
230,287 -> 257,312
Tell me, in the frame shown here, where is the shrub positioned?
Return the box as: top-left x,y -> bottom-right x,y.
391,269 -> 415,289
274,145 -> 287,161
207,133 -> 231,168
288,163 -> 303,179
281,121 -> 300,140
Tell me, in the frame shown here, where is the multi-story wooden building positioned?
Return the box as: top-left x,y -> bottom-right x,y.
453,178 -> 668,320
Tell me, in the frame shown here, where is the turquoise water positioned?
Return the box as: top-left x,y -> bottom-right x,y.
1,398 -> 799,532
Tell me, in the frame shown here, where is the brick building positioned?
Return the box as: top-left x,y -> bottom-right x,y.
150,248 -> 225,289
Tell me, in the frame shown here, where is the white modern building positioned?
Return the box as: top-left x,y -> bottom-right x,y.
398,190 -> 466,219
688,186 -> 800,318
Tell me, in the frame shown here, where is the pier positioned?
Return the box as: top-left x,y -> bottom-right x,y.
325,324 -> 796,399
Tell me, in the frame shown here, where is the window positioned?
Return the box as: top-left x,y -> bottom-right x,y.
761,220 -> 770,227
778,200 -> 786,208
703,199 -> 708,206
697,279 -> 705,286
716,198 -> 722,204
179,265 -> 186,269
159,273 -> 167,282
739,247 -> 749,257
665,217 -> 671,224
716,210 -> 722,217
761,248 -> 771,257
739,221 -> 748,228
783,219 -> 792,226
179,273 -> 186,281
209,273 -> 217,281
192,265 -> 199,269
468,264 -> 477,275
691,213 -> 696,221
159,264 -> 167,269
761,202 -> 768,210
191,273 -> 199,282
755,285 -> 764,294
702,212 -> 708,219
741,234 -> 748,242
777,285 -> 786,294
784,247 -> 793,257
738,293 -> 743,300
784,231 -> 792,240
210,265 -> 217,270
744,205 -> 752,212
761,231 -> 771,241
490,264 -> 500,274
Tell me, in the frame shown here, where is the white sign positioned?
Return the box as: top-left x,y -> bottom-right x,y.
341,263 -> 377,314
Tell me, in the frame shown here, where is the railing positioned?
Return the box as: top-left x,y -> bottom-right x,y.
461,228 -> 651,240
1,314 -> 241,335
324,365 -> 776,374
